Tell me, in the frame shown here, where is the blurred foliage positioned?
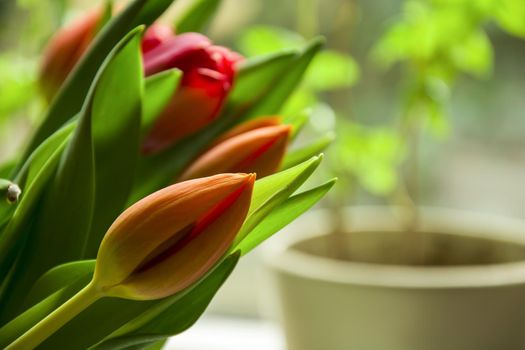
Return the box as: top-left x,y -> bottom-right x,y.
373,0 -> 525,137
237,25 -> 359,115
331,120 -> 405,196
235,25 -> 406,198
0,55 -> 36,124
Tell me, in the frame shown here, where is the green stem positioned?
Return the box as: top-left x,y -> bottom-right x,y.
6,282 -> 102,350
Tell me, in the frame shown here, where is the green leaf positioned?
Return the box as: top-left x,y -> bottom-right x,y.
281,132 -> 334,170
24,260 -> 97,309
89,254 -> 239,350
496,0 -> 525,38
0,121 -> 75,245
224,50 -> 298,118
236,179 -> 336,255
233,155 -> 322,245
0,126 -> 72,283
0,159 -> 17,178
0,262 -> 94,348
15,121 -> 77,188
22,0 -> 177,160
142,69 -> 182,137
85,30 -> 144,257
243,37 -> 324,120
0,260 -> 155,350
449,29 -> 492,78
175,0 -> 222,33
6,255 -> 237,349
0,28 -> 144,323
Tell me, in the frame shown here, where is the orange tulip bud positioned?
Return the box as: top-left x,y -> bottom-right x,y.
180,125 -> 291,181
93,173 -> 255,300
212,116 -> 282,145
39,7 -> 104,101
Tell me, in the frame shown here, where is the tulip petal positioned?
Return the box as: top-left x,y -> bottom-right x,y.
141,85 -> 224,154
212,116 -> 281,145
94,173 -> 254,290
109,174 -> 253,299
40,7 -> 104,101
180,125 -> 291,181
141,23 -> 174,53
143,33 -> 211,76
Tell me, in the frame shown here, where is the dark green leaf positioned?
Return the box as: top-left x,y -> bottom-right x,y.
0,126 -> 71,284
0,28 -> 144,323
0,263 -> 93,348
89,254 -> 239,350
85,30 -> 144,257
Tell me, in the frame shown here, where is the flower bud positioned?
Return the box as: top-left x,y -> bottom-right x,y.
180,125 -> 291,181
93,173 -> 255,300
39,8 -> 104,101
141,23 -> 174,53
141,33 -> 243,154
212,116 -> 281,145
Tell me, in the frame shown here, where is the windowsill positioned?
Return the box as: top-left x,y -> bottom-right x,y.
166,315 -> 285,350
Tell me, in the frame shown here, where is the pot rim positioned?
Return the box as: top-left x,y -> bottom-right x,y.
264,206 -> 525,289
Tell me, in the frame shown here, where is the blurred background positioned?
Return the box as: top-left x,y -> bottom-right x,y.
1,0 -> 525,348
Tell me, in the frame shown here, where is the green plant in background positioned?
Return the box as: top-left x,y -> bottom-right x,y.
0,0 -> 336,348
372,0 -> 525,231
238,25 -> 360,117
0,0 -> 68,163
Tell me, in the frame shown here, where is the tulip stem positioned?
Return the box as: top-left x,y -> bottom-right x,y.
6,281 -> 102,350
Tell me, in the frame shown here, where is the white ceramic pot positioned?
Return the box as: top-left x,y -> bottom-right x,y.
264,207 -> 525,350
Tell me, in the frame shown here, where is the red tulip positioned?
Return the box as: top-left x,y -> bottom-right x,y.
40,9 -> 242,153
180,124 -> 291,181
94,173 -> 255,300
39,7 -> 104,101
141,28 -> 243,154
141,23 -> 174,53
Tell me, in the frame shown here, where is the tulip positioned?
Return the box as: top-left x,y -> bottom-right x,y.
39,7 -> 104,101
212,116 -> 281,145
141,30 -> 243,154
7,174 -> 254,350
180,125 -> 291,181
40,9 -> 242,152
94,173 -> 255,300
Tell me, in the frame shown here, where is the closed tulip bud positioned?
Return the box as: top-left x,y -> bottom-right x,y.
180,125 -> 291,181
141,32 -> 243,154
93,173 -> 255,300
212,116 -> 281,145
39,8 -> 104,101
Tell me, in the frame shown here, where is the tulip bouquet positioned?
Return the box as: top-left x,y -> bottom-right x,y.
0,0 -> 335,349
